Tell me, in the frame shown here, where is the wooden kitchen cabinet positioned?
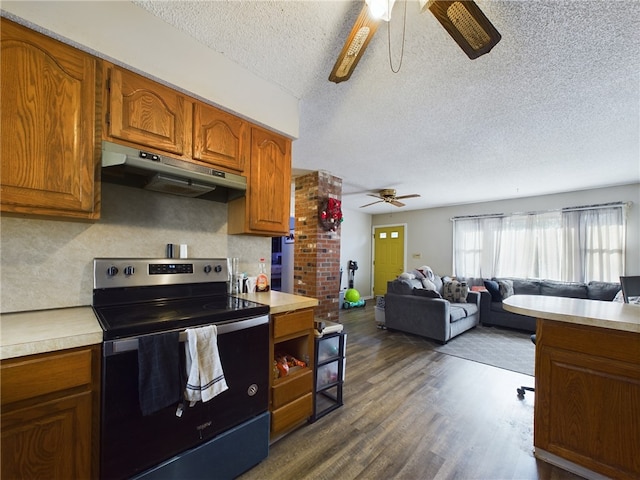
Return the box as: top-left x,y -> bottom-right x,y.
0,19 -> 100,220
103,64 -> 192,158
535,319 -> 640,479
193,103 -> 249,173
1,345 -> 101,480
270,308 -> 315,439
228,126 -> 292,236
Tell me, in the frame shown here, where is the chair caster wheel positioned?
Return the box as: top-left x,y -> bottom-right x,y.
517,388 -> 525,397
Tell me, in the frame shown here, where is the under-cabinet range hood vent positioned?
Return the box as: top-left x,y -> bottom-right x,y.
101,141 -> 246,202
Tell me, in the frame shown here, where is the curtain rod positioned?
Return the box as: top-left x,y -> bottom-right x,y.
451,201 -> 631,221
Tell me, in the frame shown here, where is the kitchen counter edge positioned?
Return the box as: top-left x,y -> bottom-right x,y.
503,294 -> 640,333
0,306 -> 103,360
235,291 -> 318,314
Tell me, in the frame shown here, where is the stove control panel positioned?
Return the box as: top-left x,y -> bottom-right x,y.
94,258 -> 229,289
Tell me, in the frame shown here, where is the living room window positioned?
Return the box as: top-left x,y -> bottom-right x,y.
452,203 -> 627,283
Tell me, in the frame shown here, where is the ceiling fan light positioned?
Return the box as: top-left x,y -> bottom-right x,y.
365,0 -> 396,21
422,0 -> 501,59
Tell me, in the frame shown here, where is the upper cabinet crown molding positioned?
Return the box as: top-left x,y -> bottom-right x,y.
0,18 -> 100,220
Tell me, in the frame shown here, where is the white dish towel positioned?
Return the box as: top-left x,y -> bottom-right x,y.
184,325 -> 228,405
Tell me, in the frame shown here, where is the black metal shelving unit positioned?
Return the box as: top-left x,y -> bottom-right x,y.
311,331 -> 346,422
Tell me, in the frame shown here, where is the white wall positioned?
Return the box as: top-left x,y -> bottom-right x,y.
339,209 -> 372,297
369,184 -> 640,278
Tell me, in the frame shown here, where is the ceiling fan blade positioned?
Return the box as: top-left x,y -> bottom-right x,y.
367,193 -> 384,199
395,194 -> 421,200
421,0 -> 501,59
390,200 -> 406,207
329,4 -> 381,83
360,200 -> 384,208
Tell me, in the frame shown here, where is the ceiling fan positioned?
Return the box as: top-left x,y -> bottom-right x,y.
329,0 -> 502,83
360,189 -> 421,208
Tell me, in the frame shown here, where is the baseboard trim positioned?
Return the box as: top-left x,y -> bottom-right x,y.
534,448 -> 609,480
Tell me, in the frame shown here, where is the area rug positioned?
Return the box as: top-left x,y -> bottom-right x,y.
434,325 -> 535,376
387,324 -> 535,376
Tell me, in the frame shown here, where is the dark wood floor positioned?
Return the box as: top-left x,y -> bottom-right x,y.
240,304 -> 583,480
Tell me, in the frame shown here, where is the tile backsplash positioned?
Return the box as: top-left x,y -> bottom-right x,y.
0,183 -> 268,313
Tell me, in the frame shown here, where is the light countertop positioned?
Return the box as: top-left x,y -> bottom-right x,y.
1,307 -> 103,360
1,292 -> 318,360
503,295 -> 640,333
236,290 -> 318,314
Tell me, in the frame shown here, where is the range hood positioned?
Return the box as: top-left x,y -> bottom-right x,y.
101,141 -> 246,202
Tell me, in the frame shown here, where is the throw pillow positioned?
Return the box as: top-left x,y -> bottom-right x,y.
413,288 -> 442,299
443,280 -> 469,303
497,279 -> 514,300
484,280 -> 502,302
421,278 -> 437,291
416,265 -> 435,281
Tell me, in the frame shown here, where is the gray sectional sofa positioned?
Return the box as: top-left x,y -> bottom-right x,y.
385,276 -> 481,344
459,277 -> 622,332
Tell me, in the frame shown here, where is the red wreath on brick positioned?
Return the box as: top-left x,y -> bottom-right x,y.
319,198 -> 343,232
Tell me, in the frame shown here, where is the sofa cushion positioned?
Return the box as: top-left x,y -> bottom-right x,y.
587,281 -> 621,301
484,280 -> 502,302
449,306 -> 467,322
432,275 -> 443,294
497,279 -> 514,299
413,288 -> 442,299
387,279 -> 416,295
540,280 -> 588,298
449,303 -> 479,322
443,280 -> 469,303
510,278 -> 542,295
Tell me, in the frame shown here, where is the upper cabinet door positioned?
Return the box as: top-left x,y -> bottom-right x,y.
0,19 -> 100,219
193,104 -> 248,173
248,127 -> 291,234
105,65 -> 191,157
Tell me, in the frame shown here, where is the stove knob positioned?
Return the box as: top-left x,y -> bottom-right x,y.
123,266 -> 135,276
214,264 -> 223,273
106,266 -> 119,277
204,265 -> 212,274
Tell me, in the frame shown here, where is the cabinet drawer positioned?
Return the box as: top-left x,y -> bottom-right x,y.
273,309 -> 313,339
272,369 -> 312,409
271,392 -> 312,434
1,348 -> 93,406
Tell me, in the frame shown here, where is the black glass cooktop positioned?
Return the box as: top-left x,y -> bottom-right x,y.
94,294 -> 269,340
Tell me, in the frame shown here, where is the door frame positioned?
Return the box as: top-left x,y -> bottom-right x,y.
371,223 -> 408,297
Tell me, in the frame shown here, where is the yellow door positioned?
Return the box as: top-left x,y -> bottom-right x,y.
373,225 -> 405,297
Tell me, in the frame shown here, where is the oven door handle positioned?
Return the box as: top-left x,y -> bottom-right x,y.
103,314 -> 269,356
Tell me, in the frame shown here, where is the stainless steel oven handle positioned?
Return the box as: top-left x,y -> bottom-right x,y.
103,314 -> 269,356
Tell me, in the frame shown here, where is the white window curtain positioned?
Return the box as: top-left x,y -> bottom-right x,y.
453,204 -> 626,283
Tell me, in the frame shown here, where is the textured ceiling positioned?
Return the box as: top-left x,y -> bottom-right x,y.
132,0 -> 640,213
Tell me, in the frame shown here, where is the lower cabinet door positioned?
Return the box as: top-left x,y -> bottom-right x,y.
1,391 -> 92,479
271,392 -> 312,435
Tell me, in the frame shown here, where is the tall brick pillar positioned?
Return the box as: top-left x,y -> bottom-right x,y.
294,171 -> 342,321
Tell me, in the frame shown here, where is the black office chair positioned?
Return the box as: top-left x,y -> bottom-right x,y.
620,276 -> 640,303
517,334 -> 536,398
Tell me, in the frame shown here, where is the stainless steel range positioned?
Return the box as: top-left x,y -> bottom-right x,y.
92,258 -> 270,480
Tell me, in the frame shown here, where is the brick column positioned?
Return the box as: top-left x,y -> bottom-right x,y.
294,171 -> 342,321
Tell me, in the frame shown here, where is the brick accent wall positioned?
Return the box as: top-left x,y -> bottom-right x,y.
294,171 -> 342,320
